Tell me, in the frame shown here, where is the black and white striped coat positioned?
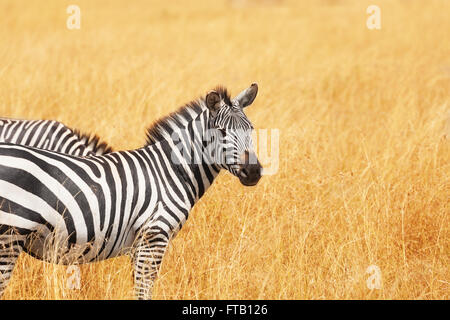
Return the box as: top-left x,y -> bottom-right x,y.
0,84 -> 262,299
0,118 -> 112,156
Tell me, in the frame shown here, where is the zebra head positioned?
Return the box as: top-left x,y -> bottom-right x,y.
205,83 -> 262,186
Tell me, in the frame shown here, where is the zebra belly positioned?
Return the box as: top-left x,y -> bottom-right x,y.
22,231 -> 130,265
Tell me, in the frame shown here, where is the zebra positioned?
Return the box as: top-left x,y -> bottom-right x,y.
0,118 -> 112,156
0,83 -> 262,299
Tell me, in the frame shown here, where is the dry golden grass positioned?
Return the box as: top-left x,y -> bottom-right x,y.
0,0 -> 448,299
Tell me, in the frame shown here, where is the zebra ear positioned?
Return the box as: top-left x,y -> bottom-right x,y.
233,83 -> 258,108
205,91 -> 221,113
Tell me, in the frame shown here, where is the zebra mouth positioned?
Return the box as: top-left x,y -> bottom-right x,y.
239,176 -> 260,186
238,167 -> 261,186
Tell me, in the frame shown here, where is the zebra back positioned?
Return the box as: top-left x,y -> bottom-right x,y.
0,118 -> 112,156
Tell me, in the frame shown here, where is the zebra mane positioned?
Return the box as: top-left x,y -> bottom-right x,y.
145,86 -> 231,146
72,129 -> 113,155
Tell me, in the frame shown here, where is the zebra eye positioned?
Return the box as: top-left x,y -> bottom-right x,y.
218,128 -> 226,136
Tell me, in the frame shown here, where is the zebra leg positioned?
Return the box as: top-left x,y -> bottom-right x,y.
132,225 -> 171,300
0,233 -> 24,298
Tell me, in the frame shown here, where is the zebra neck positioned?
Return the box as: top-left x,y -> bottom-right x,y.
144,108 -> 221,207
172,110 -> 221,204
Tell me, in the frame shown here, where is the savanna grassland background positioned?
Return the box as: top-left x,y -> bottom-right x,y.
0,0 -> 448,299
